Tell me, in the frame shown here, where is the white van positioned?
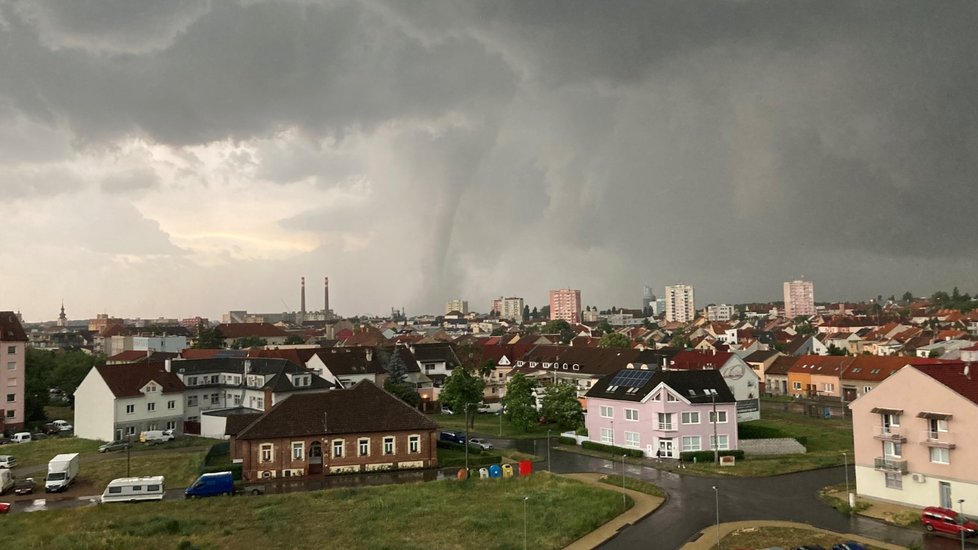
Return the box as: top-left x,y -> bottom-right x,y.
0,469 -> 13,494
11,432 -> 31,444
100,476 -> 166,503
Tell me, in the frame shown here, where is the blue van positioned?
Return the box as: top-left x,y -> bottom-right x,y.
185,471 -> 234,498
440,431 -> 466,445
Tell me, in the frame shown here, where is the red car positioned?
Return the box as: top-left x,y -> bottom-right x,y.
0,502 -> 10,514
922,506 -> 978,537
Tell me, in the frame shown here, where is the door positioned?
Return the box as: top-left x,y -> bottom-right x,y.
658,438 -> 674,459
842,387 -> 857,402
308,441 -> 323,475
940,481 -> 952,509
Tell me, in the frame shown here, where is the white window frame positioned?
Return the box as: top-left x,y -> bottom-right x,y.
624,431 -> 640,448
681,411 -> 700,425
599,405 -> 613,419
624,408 -> 639,421
709,410 -> 728,424
187,395 -> 198,407
332,439 -> 345,458
260,443 -> 273,463
792,381 -> 802,390
125,404 -> 135,414
600,427 -> 613,444
167,400 -> 175,410
657,412 -> 672,430
930,447 -> 949,464
408,435 -> 420,454
147,402 -> 155,412
710,434 -> 730,450
292,442 -> 304,460
383,436 -> 395,455
358,438 -> 370,457
681,435 -> 701,452
883,441 -> 902,458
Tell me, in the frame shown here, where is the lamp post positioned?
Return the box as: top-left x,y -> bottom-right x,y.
959,499 -> 966,550
547,429 -> 552,472
713,485 -> 720,549
711,390 -> 719,464
842,451 -> 850,514
126,432 -> 132,477
621,454 -> 627,510
464,402 -> 471,472
523,496 -> 529,550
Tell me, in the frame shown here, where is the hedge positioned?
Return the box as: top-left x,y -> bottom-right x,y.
581,440 -> 645,458
557,436 -> 577,446
679,450 -> 745,462
737,423 -> 787,439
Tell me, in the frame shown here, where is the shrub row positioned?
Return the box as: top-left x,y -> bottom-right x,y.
580,441 -> 645,458
737,423 -> 787,439
678,450 -> 745,462
557,436 -> 577,446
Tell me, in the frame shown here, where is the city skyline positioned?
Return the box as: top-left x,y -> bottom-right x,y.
2,2 -> 978,321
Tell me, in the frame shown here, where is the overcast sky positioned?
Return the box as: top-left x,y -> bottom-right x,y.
2,1 -> 977,322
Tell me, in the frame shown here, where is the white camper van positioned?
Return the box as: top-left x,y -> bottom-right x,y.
100,476 -> 166,503
0,469 -> 13,495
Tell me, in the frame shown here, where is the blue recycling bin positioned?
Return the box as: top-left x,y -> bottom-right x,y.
488,464 -> 502,478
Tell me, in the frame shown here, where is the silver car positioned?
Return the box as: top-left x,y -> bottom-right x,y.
469,438 -> 493,450
0,455 -> 15,469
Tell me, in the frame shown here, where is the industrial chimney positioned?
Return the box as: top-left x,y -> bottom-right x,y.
324,276 -> 330,316
300,277 -> 306,323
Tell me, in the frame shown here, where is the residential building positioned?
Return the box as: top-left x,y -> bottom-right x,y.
839,356 -> 948,403
783,279 -> 815,319
490,297 -> 503,316
501,297 -> 525,321
445,299 -> 469,316
215,323 -> 289,347
742,349 -> 783,394
764,356 -> 797,396
231,381 -> 439,479
0,312 -> 27,432
73,362 -> 186,442
850,363 -> 978,515
549,289 -> 582,324
706,304 -> 735,322
665,285 -> 695,323
584,366 -> 738,458
667,351 -> 761,421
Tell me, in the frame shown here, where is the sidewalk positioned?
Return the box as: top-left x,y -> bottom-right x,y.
561,472 -> 666,550
681,520 -> 906,550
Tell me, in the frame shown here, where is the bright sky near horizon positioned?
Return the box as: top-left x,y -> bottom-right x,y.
1,1 -> 977,322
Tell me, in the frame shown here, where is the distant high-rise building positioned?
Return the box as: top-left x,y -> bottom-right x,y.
445,299 -> 469,315
490,297 -> 503,316
706,304 -> 735,322
549,289 -> 581,324
501,297 -> 524,321
665,284 -> 695,323
642,285 -> 656,310
783,279 -> 815,319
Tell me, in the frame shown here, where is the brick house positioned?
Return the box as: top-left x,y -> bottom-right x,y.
231,381 -> 439,480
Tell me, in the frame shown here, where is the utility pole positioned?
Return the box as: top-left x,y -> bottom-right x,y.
712,390 -> 719,464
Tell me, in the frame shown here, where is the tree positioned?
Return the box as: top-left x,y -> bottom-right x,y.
195,325 -> 224,349
530,306 -> 538,319
599,332 -> 631,348
456,342 -> 495,378
25,349 -> 55,424
439,368 -> 485,429
539,305 -> 550,319
902,291 -> 913,304
386,349 -> 407,385
383,349 -> 420,408
543,319 -> 571,335
522,305 -> 530,322
231,336 -> 267,349
502,373 -> 537,432
539,383 -> 583,431
283,334 -> 306,345
794,322 -> 816,337
827,344 -> 848,356
597,319 -> 613,334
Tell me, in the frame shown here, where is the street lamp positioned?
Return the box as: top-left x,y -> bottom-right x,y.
464,402 -> 472,472
127,432 -> 132,477
711,390 -> 719,464
842,451 -> 851,514
523,496 -> 529,550
621,454 -> 627,510
713,485 -> 720,549
959,499 -> 966,550
547,429 -> 552,472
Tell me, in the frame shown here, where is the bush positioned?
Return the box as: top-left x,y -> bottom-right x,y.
581,441 -> 644,458
558,436 -> 577,446
737,423 -> 786,439
678,450 -> 745,462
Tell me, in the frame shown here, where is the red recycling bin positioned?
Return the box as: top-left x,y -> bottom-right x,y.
518,460 -> 533,477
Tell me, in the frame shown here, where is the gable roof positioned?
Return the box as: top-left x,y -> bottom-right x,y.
765,356 -> 799,376
669,350 -> 735,370
840,355 -> 949,382
95,362 -> 185,397
236,381 -> 438,440
0,312 -> 27,342
585,367 -> 736,404
107,350 -> 179,363
914,363 -> 978,406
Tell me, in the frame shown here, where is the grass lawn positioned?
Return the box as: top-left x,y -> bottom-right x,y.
596,474 -> 666,498
81,449 -> 205,491
44,404 -> 75,424
719,526 -> 888,549
430,413 -> 555,439
744,409 -> 854,453
0,472 -> 628,550
437,446 -> 542,469
1,438 -> 102,468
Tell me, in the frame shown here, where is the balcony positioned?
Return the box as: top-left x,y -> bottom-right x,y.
920,430 -> 956,449
874,457 -> 908,474
657,423 -> 676,431
872,425 -> 906,443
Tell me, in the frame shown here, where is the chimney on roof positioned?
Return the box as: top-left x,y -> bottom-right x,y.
165,359 -> 172,372
965,364 -> 971,379
366,348 -> 373,362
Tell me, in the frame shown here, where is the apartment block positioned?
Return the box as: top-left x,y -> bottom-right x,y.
549,289 -> 581,324
665,285 -> 695,323
445,299 -> 469,316
0,312 -> 27,432
783,279 -> 815,319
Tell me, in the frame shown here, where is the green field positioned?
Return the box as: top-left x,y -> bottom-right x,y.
0,473 -> 628,550
81,449 -> 205,491
596,474 -> 666,498
430,413 -> 556,439
719,526 -> 889,550
1,436 -> 220,469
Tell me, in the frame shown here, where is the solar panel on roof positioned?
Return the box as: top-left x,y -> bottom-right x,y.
608,369 -> 654,389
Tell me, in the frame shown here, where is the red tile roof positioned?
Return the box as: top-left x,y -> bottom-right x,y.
914,363 -> 978,406
841,355 -> 949,381
669,350 -> 734,370
95,362 -> 185,397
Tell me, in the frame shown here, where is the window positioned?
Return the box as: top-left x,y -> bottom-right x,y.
147,403 -> 155,412
884,472 -> 903,490
187,396 -> 198,407
257,398 -> 264,409
165,421 -> 176,430
332,440 -> 344,458
883,441 -> 902,458
863,386 -> 872,394
7,346 -> 14,354
651,392 -> 661,401
792,382 -> 802,390
187,377 -> 197,386
167,400 -> 175,410
624,408 -> 639,421
409,435 -> 420,453
681,411 -> 700,425
108,486 -> 122,494
882,413 -> 900,427
657,412 -> 672,430
234,395 -> 241,406
147,484 -> 160,492
934,419 -> 948,432
146,383 -> 157,392
383,437 -> 395,455
358,438 -> 370,457
600,406 -> 613,419
292,442 -> 304,460
682,436 -> 701,452
7,361 -> 16,371
5,394 -> 13,402
600,427 -> 613,444
211,395 -> 220,405
709,411 -> 727,423
5,410 -> 13,418
624,431 -> 640,447
823,383 -> 834,392
930,447 -> 949,464
710,435 -> 730,450
148,423 -> 158,431
126,404 -> 135,414
260,444 -> 273,462
126,426 -> 136,436
666,393 -> 677,402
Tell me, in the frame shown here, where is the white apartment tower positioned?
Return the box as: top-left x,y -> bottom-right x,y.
445,299 -> 469,315
549,289 -> 582,324
706,304 -> 735,322
665,284 -> 696,323
501,297 -> 525,321
783,279 -> 815,319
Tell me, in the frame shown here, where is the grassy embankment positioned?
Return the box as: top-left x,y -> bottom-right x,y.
718,526 -> 890,549
0,472 -> 628,550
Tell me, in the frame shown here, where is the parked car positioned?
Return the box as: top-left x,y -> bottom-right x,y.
469,438 -> 493,450
0,456 -> 15,469
139,429 -> 175,445
14,478 -> 35,495
51,420 -> 73,432
790,546 -> 825,550
922,506 -> 978,537
11,432 -> 31,444
98,440 -> 132,453
0,502 -> 10,514
439,431 -> 466,445
477,403 -> 503,415
832,543 -> 867,550
441,406 -> 454,415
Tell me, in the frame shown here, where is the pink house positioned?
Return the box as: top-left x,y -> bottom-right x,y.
0,312 -> 27,433
584,366 -> 738,459
850,363 -> 978,515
